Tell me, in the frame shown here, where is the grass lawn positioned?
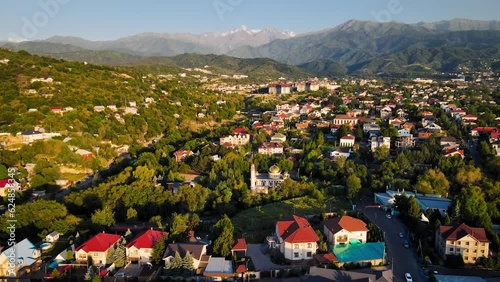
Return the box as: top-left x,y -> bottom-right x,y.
232,195 -> 351,244
61,173 -> 88,182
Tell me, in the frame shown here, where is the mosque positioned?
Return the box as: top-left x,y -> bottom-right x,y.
250,163 -> 288,194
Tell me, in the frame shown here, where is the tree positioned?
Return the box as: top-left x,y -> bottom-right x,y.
337,124 -> 350,140
126,207 -> 137,221
277,158 -> 294,173
415,169 -> 449,196
113,242 -> 126,268
170,213 -> 189,236
346,174 -> 361,200
211,215 -> 234,257
456,165 -> 482,186
91,206 -> 115,230
84,265 -> 97,281
182,251 -> 195,275
171,251 -> 183,272
52,268 -> 61,279
373,146 -> 390,163
151,235 -> 168,264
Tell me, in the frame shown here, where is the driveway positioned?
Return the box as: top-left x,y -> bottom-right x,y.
364,207 -> 424,282
246,244 -> 288,271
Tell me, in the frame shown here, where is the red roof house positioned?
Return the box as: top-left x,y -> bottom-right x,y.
75,233 -> 121,265
125,229 -> 168,263
275,215 -> 319,262
436,223 -> 490,264
0,178 -> 20,197
231,238 -> 247,257
173,149 -> 193,162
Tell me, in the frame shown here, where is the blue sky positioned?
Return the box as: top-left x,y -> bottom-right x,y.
1,0 -> 499,41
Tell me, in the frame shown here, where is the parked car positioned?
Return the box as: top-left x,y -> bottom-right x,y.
405,273 -> 412,282
404,240 -> 409,248
399,232 -> 404,238
386,214 -> 391,219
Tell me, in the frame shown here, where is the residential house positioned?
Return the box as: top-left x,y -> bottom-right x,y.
363,123 -> 380,134
220,134 -> 251,147
271,133 -> 287,143
274,215 -> 319,262
323,216 -> 369,245
333,115 -> 358,126
0,238 -> 41,277
126,229 -> 168,263
174,149 -> 193,162
396,135 -> 415,150
93,105 -> 106,112
107,104 -> 117,111
51,107 -> 63,114
75,149 -> 93,159
231,239 -> 247,258
443,147 -> 465,159
0,178 -> 20,197
440,136 -> 459,147
203,257 -> 233,280
124,107 -> 138,115
330,148 -> 352,159
75,233 -> 121,265
295,122 -> 311,131
370,136 -> 391,152
379,106 -> 392,120
309,267 -> 393,282
435,223 -> 489,264
424,122 -> 442,133
46,231 -> 60,243
339,135 -> 355,147
20,130 -> 43,144
258,142 -> 284,155
461,114 -> 478,124
163,243 -> 209,273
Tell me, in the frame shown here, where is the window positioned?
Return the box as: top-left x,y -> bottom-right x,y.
482,243 -> 485,246
93,253 -> 99,257
307,243 -> 312,248
475,242 -> 478,246
294,244 -> 299,249
465,256 -> 468,261
306,252 -> 312,257
449,248 -> 454,252
294,252 -> 299,258
466,242 -> 469,246
457,242 -> 461,245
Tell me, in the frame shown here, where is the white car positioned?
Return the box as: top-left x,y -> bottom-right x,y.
399,232 -> 404,238
386,214 -> 391,219
405,273 -> 412,282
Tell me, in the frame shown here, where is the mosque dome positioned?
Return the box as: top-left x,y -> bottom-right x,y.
269,165 -> 281,174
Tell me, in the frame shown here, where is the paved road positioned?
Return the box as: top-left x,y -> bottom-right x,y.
466,138 -> 481,166
364,207 -> 424,282
247,244 -> 288,272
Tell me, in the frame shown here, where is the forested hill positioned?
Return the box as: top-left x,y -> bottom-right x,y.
2,43 -> 312,80
0,48 -> 244,143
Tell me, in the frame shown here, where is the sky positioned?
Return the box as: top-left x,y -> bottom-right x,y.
1,0 -> 499,41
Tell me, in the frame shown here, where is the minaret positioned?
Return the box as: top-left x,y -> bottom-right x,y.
250,163 -> 256,193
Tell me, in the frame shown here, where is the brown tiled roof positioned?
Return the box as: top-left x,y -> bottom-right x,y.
323,216 -> 369,234
439,223 -> 489,242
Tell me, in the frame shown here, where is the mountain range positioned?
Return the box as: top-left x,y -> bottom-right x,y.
2,18 -> 500,77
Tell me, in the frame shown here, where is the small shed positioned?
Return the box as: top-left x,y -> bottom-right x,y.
46,231 -> 60,243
